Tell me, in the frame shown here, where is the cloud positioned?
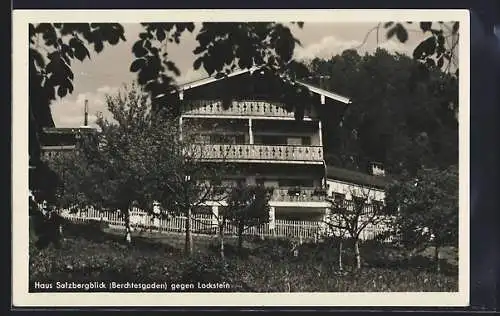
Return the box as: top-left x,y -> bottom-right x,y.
294,35 -> 414,62
96,85 -> 120,95
294,35 -> 362,61
178,68 -> 207,84
377,40 -> 413,55
51,85 -> 121,128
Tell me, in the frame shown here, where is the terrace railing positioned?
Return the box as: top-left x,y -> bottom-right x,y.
58,207 -> 393,242
272,187 -> 327,202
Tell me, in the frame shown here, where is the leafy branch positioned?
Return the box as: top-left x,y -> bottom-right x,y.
383,21 -> 459,76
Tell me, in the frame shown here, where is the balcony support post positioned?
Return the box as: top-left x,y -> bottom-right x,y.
179,116 -> 183,141
318,120 -> 323,147
249,118 -> 254,144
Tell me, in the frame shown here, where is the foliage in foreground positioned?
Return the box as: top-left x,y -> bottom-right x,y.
30,221 -> 458,292
386,165 -> 458,272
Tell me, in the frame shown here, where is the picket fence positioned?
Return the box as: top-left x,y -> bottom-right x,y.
58,207 -> 392,242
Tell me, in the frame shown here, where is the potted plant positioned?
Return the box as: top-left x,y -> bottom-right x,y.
313,188 -> 327,196
287,187 -> 301,196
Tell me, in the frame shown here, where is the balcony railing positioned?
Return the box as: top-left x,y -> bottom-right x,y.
272,187 -> 327,202
203,186 -> 327,203
194,144 -> 323,162
182,100 -> 314,118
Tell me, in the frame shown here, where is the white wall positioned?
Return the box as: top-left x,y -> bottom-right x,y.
326,179 -> 385,202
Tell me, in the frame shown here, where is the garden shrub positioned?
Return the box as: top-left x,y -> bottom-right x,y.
179,255 -> 233,289
29,221 -> 458,292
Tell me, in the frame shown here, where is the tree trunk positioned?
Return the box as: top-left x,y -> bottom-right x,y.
125,208 -> 132,244
338,238 -> 343,271
354,238 -> 361,270
184,207 -> 193,255
435,244 -> 441,273
237,223 -> 244,253
219,221 -> 225,259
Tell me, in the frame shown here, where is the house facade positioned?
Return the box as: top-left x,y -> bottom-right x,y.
326,164 -> 389,203
174,68 -> 354,224
39,126 -> 97,161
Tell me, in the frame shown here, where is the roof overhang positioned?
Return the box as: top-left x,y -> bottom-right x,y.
169,66 -> 352,105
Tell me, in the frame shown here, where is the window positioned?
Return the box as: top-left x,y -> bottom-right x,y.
333,193 -> 345,204
372,200 -> 385,213
352,196 -> 366,209
210,134 -> 245,144
259,135 -> 285,145
287,137 -> 302,145
235,135 -> 245,144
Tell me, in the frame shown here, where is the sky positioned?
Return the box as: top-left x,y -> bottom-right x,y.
50,22 -> 431,128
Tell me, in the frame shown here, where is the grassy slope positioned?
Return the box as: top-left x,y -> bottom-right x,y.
29,220 -> 458,292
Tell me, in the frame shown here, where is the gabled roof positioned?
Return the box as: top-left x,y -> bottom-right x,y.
173,66 -> 352,105
326,165 -> 393,189
295,80 -> 351,105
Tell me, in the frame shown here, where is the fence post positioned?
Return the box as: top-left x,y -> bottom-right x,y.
212,206 -> 219,235
269,206 -> 276,238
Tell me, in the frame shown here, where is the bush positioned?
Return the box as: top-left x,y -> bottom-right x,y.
29,222 -> 458,292
180,256 -> 230,284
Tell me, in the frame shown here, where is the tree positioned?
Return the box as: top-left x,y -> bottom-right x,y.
324,187 -> 391,270
101,84 -> 236,252
386,165 -> 458,272
50,83 -> 234,252
158,151 -> 232,256
49,84 -> 169,241
224,184 -> 274,255
49,153 -> 93,213
29,23 -> 127,166
306,48 -> 458,177
379,22 -> 459,77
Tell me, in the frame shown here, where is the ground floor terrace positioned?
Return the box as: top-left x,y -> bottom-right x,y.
56,163 -> 392,242
61,201 -> 393,242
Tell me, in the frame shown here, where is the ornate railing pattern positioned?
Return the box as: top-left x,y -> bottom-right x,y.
182,100 -> 314,118
272,187 -> 327,202
195,144 -> 323,162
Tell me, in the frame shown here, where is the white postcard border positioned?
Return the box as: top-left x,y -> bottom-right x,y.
12,9 -> 470,307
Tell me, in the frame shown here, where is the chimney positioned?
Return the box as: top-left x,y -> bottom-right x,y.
84,99 -> 89,127
370,162 -> 385,176
318,75 -> 329,89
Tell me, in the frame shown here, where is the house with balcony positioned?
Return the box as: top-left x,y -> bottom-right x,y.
30,125 -> 97,203
39,126 -> 97,160
173,67 -> 353,225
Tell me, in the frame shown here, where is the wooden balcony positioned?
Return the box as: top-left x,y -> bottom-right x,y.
272,187 -> 327,202
209,186 -> 326,203
194,144 -> 324,163
182,100 -> 314,118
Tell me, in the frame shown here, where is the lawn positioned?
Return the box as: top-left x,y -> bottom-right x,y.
29,219 -> 458,292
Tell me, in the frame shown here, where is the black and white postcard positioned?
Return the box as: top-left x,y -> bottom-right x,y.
13,9 -> 470,307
